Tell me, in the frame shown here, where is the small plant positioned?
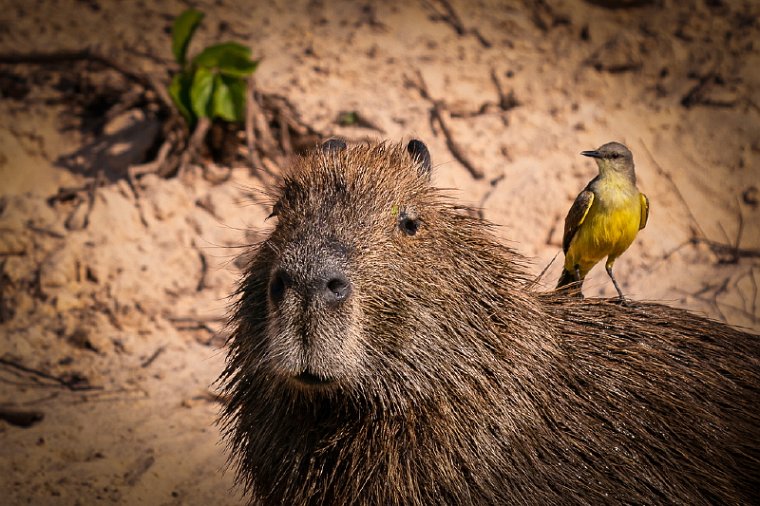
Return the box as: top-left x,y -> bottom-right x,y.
168,9 -> 258,127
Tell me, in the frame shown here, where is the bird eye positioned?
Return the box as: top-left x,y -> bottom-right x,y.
398,211 -> 420,236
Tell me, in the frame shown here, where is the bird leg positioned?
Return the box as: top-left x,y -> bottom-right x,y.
568,265 -> 584,298
605,263 -> 627,305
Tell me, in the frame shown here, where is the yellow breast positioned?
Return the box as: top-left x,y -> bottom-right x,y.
564,178 -> 642,276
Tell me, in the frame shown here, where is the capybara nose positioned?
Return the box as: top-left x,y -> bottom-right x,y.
323,272 -> 351,304
269,267 -> 351,306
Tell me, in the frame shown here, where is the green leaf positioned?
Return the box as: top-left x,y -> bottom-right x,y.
190,66 -> 215,118
168,72 -> 195,124
211,74 -> 236,121
218,57 -> 258,78
212,75 -> 247,122
226,77 -> 248,120
192,42 -> 251,68
172,9 -> 204,66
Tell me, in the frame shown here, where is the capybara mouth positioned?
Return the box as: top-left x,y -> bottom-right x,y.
294,371 -> 334,386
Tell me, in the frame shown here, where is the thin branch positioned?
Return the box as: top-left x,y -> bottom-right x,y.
63,170 -> 104,230
196,250 -> 208,292
717,221 -> 733,249
639,140 -> 704,238
735,269 -> 751,316
47,180 -> 95,205
691,237 -> 760,261
406,71 -> 485,179
475,173 -> 506,219
681,73 -> 736,109
129,138 -> 174,178
140,346 -> 166,368
434,107 -> 485,179
705,277 -> 730,322
490,68 -> 520,111
690,288 -> 757,324
178,116 -> 211,177
424,0 -> 492,48
0,357 -> 102,391
124,455 -> 156,486
0,48 -> 173,110
26,222 -> 65,239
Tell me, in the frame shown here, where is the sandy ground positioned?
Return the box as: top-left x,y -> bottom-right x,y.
1,0 -> 758,504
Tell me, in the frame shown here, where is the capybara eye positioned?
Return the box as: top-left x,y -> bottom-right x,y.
269,270 -> 288,303
326,276 -> 351,301
399,216 -> 419,236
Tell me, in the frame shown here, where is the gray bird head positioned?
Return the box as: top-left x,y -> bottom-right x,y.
581,141 -> 635,180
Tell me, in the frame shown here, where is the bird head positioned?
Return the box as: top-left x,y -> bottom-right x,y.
581,142 -> 635,179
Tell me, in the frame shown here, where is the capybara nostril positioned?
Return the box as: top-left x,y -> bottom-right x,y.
324,273 -> 351,303
268,269 -> 289,303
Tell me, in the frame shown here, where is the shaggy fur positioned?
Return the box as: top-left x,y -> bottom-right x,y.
220,141 -> 759,505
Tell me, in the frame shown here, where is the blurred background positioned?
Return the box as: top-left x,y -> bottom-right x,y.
1,0 -> 758,504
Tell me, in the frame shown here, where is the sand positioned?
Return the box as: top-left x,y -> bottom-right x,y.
1,0 -> 758,504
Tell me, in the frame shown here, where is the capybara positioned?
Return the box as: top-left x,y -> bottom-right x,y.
221,139 -> 759,505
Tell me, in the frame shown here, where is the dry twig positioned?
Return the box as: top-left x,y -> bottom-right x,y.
140,346 -> 166,369
196,250 -> 208,292
406,71 -> 485,179
639,140 -> 703,237
0,357 -> 102,391
681,73 -> 737,109
0,48 -> 173,110
424,0 -> 492,48
490,68 -> 520,112
25,223 -> 65,239
523,0 -> 570,32
61,170 -> 105,230
124,455 -> 156,486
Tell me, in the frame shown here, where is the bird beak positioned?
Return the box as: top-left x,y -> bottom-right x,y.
581,150 -> 602,158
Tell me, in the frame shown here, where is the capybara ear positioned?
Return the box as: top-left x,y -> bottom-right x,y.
321,138 -> 347,153
407,139 -> 431,180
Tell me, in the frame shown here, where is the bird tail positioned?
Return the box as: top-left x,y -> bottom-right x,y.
556,268 -> 583,295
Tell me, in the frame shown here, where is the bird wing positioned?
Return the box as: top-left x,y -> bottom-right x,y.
639,193 -> 649,230
562,190 -> 594,254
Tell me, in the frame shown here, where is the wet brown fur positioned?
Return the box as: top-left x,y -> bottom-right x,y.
220,142 -> 759,505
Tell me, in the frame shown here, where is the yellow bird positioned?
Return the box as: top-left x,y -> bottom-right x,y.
557,142 -> 649,301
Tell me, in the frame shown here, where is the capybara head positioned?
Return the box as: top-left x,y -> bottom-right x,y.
221,140 -> 759,505
260,139 -> 433,390
229,140 -> 535,399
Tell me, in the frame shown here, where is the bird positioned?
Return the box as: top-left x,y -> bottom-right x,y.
557,142 -> 649,301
